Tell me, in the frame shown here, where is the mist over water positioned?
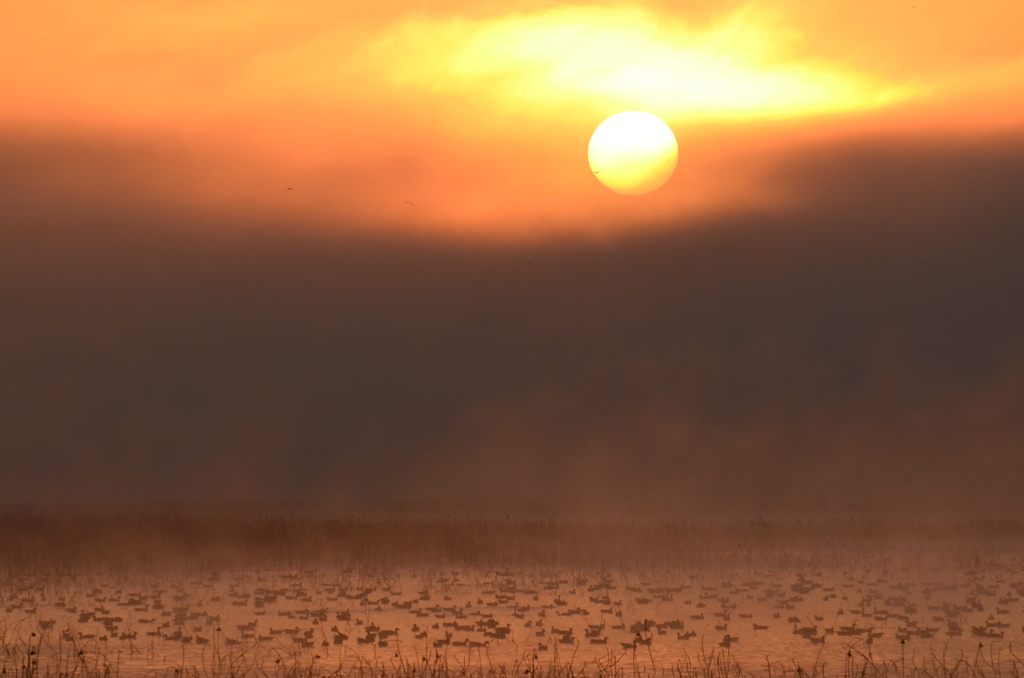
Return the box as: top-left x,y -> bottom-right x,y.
3,130 -> 1024,515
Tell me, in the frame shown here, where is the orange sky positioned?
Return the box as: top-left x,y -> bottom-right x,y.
4,0 -> 1024,239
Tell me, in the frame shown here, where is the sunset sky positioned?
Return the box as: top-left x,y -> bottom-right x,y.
3,1 -> 1024,513
5,0 -> 1024,236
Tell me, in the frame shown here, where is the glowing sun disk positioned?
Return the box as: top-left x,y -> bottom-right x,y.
588,112 -> 678,195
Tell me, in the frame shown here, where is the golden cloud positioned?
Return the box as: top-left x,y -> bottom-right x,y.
377,4 -> 920,123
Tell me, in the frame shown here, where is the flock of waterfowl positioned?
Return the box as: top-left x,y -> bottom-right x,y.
4,560 -> 1024,676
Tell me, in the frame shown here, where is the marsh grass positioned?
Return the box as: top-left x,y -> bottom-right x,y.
6,626 -> 1024,678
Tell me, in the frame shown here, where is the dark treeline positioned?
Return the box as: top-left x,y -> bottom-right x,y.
1,512 -> 1023,574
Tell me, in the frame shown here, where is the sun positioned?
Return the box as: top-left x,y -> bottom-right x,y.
588,112 -> 678,195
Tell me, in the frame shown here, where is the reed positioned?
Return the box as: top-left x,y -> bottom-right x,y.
5,627 -> 1024,678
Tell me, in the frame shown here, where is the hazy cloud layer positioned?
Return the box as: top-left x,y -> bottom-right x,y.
3,128 -> 1024,516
